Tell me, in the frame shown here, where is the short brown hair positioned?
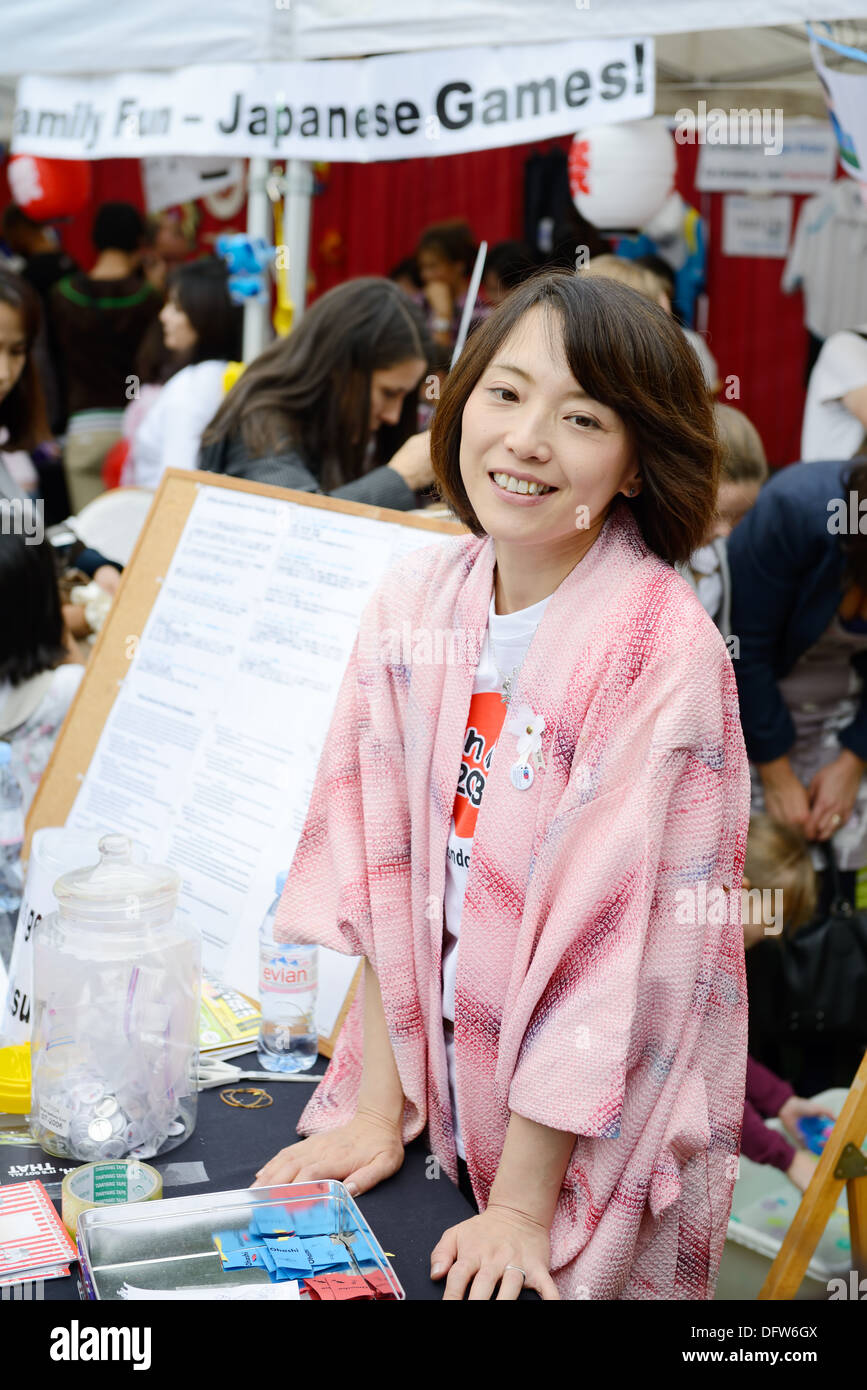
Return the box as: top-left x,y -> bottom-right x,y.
582,254 -> 669,306
713,403 -> 768,486
430,271 -> 718,566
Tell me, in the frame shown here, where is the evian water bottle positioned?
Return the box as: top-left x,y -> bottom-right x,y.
256,872 -> 318,1072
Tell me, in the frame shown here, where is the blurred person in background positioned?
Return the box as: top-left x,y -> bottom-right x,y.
49,201 -> 161,512
127,257 -> 242,489
677,402 -> 768,634
729,457 -> 867,872
415,219 -> 491,354
200,277 -> 434,508
801,321 -> 867,464
481,240 -> 538,308
0,267 -> 51,504
582,254 -> 719,392
0,531 -> 85,815
739,814 -> 830,1193
388,257 -> 423,297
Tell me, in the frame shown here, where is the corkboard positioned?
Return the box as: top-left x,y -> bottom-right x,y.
27,468 -> 463,1054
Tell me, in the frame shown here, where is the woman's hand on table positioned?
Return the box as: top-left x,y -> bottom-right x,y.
804,750 -> 865,841
251,1107 -> 404,1196
430,1202 -> 559,1300
757,756 -> 811,831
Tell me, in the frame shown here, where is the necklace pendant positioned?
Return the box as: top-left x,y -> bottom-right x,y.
500,677 -> 511,706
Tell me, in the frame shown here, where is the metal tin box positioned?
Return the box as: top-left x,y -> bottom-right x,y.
75,1180 -> 405,1300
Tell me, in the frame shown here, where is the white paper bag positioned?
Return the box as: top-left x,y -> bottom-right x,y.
1,829 -> 102,1043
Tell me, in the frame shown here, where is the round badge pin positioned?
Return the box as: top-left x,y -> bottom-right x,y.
510,760 -> 534,790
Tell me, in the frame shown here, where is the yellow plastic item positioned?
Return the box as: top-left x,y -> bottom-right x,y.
221,360 -> 246,394
62,1160 -> 162,1239
0,1043 -> 31,1114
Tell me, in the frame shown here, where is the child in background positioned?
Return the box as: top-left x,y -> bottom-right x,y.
678,402 -> 769,635
0,532 -> 84,814
741,814 -> 835,1191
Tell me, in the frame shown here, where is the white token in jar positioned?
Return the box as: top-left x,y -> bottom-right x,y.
87,1118 -> 113,1143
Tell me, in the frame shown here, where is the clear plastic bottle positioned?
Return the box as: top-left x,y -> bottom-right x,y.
257,871 -> 318,1072
0,743 -> 24,918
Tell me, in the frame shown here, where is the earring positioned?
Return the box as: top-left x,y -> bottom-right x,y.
628,487 -> 637,497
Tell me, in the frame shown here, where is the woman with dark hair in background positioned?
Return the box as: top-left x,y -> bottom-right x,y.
200,278 -> 435,508
129,256 -> 243,489
0,267 -> 51,503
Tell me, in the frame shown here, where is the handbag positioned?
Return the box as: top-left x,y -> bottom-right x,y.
746,841 -> 867,1094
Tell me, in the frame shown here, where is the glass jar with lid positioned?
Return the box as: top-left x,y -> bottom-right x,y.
30,834 -> 201,1161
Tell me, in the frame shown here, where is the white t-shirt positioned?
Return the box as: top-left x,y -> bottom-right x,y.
442,591 -> 550,1159
782,180 -> 867,340
131,359 -> 227,489
801,327 -> 867,463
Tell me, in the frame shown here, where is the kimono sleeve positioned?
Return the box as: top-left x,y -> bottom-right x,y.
273,633 -> 375,963
506,636 -> 750,1143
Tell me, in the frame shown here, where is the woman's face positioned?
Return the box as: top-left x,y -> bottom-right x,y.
369,358 -> 427,433
459,306 -> 641,554
0,302 -> 27,406
159,292 -> 197,353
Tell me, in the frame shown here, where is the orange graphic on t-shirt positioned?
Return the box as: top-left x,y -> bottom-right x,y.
453,692 -> 507,838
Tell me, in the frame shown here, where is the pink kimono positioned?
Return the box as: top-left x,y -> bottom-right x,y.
275,502 -> 751,1299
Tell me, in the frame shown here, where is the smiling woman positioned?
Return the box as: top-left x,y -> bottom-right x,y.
258,270 -> 751,1303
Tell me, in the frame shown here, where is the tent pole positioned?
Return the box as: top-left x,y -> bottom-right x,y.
284,159 -> 313,324
242,156 -> 271,362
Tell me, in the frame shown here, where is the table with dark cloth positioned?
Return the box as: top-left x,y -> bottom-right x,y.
1,1052 -> 537,1301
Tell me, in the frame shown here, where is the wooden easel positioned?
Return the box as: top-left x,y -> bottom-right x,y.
759,1049 -> 867,1298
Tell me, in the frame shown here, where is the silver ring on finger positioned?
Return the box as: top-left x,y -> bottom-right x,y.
831,813 -> 842,829
504,1264 -> 527,1282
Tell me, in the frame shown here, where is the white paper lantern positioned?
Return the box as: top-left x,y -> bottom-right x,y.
569,119 -> 676,231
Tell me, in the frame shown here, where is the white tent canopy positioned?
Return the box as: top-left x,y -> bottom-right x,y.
3,7 -> 867,134
0,1 -> 865,73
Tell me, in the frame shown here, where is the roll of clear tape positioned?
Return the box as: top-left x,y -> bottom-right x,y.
61,1159 -> 162,1238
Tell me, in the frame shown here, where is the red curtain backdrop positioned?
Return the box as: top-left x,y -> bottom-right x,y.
308,136 -> 814,469
1,138 -> 819,468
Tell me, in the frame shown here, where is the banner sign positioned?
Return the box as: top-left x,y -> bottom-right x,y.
810,32 -> 867,180
141,155 -> 246,213
695,119 -> 838,193
11,39 -> 653,162
722,194 -> 793,258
